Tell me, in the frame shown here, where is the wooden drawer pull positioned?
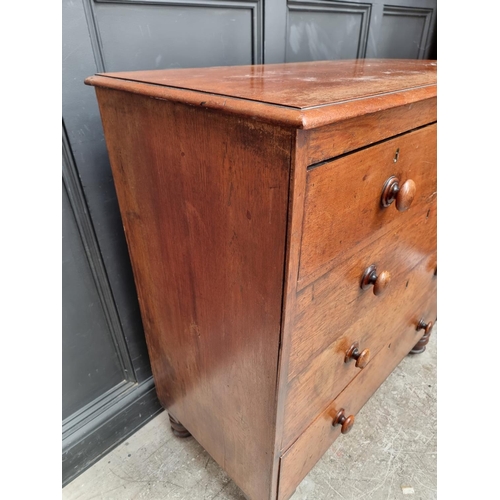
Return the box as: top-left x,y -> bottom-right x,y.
360,264 -> 391,296
332,409 -> 355,434
381,175 -> 416,212
410,318 -> 434,354
417,319 -> 433,335
344,342 -> 370,369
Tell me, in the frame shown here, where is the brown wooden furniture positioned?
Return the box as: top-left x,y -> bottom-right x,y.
86,59 -> 437,500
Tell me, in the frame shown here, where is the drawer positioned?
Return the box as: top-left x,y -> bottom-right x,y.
298,123 -> 437,288
282,247 -> 436,448
290,204 -> 436,382
278,295 -> 437,500
304,98 -> 437,165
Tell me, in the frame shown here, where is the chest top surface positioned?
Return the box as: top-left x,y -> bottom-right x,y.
85,59 -> 437,129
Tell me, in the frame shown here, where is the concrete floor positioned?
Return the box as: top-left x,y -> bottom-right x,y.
63,329 -> 436,500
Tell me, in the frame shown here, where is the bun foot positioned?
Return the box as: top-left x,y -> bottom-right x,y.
169,414 -> 191,438
410,332 -> 430,354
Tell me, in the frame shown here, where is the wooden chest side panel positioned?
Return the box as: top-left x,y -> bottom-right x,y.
95,88 -> 292,500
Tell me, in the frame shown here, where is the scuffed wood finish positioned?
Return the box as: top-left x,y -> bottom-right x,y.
93,60 -> 437,109
95,87 -> 292,500
299,124 -> 437,288
86,60 -> 437,129
278,294 -> 437,500
86,60 -> 438,500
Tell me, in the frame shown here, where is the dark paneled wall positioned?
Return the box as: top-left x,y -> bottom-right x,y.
286,1 -> 371,61
62,0 -> 437,485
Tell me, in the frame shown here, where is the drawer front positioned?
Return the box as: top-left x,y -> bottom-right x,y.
283,248 -> 436,448
289,205 -> 436,383
278,296 -> 437,500
304,98 -> 437,165
299,123 -> 436,288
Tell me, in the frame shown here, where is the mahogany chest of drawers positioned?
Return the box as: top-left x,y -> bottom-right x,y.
86,59 -> 437,500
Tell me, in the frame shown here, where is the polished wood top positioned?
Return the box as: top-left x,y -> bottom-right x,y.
86,60 -> 436,129
95,60 -> 436,109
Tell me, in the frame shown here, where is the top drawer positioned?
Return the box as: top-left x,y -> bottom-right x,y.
298,124 -> 436,288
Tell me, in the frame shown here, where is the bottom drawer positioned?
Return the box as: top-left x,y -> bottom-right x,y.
283,250 -> 437,448
277,295 -> 437,500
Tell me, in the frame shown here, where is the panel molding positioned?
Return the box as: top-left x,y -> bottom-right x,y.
62,380 -> 134,441
382,5 -> 433,59
62,122 -> 136,394
82,0 -> 106,72
63,377 -> 161,486
87,0 -> 264,67
287,0 -> 372,59
63,122 -> 162,485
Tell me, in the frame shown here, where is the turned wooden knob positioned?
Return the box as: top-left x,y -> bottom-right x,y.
332,409 -> 355,434
360,265 -> 391,296
411,318 -> 434,354
344,342 -> 371,369
381,176 -> 416,212
417,319 -> 433,335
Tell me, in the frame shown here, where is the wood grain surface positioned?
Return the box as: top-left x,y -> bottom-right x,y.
95,87 -> 292,500
299,123 -> 437,288
88,60 -> 438,500
283,248 -> 437,448
304,97 -> 436,165
290,204 -> 436,383
277,295 -> 438,500
93,60 -> 436,109
271,129 -> 309,499
85,60 -> 437,129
